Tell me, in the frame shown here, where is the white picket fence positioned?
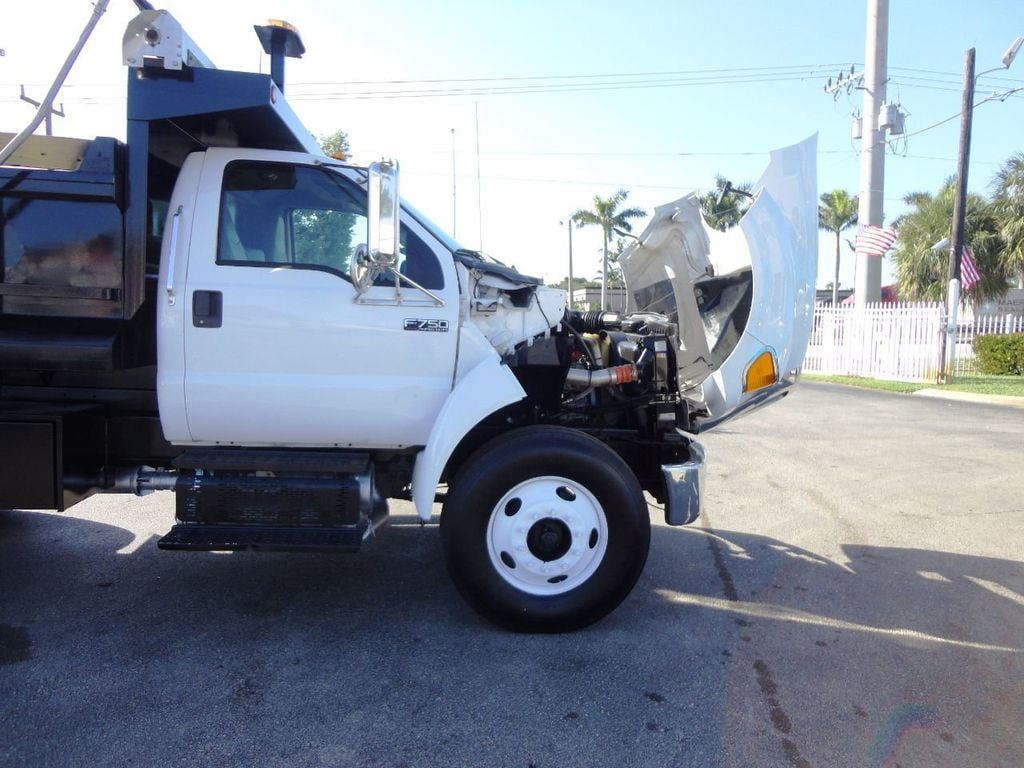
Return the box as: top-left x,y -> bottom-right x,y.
803,302 -> 1024,382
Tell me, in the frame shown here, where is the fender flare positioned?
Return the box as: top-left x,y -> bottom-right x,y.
411,357 -> 525,521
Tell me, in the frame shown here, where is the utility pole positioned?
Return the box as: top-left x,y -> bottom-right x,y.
855,0 -> 888,308
938,48 -> 976,382
19,85 -> 66,136
601,235 -> 608,312
475,101 -> 483,252
450,127 -> 457,239
560,219 -> 575,310
1,0 -> 108,167
936,36 -> 1024,379
948,50 -> 977,293
948,47 -> 978,290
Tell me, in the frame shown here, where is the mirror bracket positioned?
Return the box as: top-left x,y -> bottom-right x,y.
353,159 -> 446,307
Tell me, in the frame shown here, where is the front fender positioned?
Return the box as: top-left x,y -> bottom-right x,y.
411,357 -> 526,521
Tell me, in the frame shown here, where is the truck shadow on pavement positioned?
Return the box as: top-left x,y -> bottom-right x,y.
1,507 -> 1020,767
639,522 -> 1023,768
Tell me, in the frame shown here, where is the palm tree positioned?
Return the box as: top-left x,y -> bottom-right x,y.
699,175 -> 753,231
605,236 -> 630,286
818,189 -> 859,307
572,190 -> 646,310
890,180 -> 1009,302
992,152 -> 1024,287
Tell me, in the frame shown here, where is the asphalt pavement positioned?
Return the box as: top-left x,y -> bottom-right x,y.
1,381 -> 1022,767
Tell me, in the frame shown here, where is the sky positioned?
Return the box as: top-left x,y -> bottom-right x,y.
3,0 -> 1023,291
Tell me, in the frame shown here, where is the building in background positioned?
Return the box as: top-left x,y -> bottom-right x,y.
570,287 -> 628,312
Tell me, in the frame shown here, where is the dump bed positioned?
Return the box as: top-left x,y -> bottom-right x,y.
1,47 -> 321,375
0,134 -> 139,371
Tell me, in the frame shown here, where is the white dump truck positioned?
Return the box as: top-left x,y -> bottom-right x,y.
0,3 -> 816,631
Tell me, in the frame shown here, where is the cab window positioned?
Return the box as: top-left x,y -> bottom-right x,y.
217,161 -> 443,288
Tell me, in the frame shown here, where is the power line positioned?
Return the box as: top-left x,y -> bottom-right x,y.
286,63 -> 853,88
900,88 -> 1024,140
0,63 -> 855,94
889,78 -> 1024,97
12,63 -> 1018,92
891,65 -> 1024,85
892,153 -> 1003,167
0,69 -> 872,104
285,73 -> 834,101
403,168 -> 700,191
407,148 -> 858,158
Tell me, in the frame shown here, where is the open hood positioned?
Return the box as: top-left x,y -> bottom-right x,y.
621,136 -> 817,430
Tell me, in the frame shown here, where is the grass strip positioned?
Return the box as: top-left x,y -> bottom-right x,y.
802,373 -> 1024,397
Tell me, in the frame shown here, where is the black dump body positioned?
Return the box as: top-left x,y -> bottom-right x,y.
0,137 -> 136,367
0,63 -> 319,508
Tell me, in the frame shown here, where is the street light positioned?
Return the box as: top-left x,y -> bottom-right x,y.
559,218 -> 576,310
941,35 -> 1022,381
1000,36 -> 1023,69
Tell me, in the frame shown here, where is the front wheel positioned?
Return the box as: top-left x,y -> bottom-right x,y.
440,426 -> 651,632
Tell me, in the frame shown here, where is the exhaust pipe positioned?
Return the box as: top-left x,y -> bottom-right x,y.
565,363 -> 638,389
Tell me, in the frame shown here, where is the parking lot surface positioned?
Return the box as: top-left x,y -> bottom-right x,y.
1,382 -> 1021,767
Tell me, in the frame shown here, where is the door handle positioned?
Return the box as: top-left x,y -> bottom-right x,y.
192,290 -> 223,328
166,205 -> 183,305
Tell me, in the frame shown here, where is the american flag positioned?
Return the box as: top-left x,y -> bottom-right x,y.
961,246 -> 981,290
855,224 -> 898,257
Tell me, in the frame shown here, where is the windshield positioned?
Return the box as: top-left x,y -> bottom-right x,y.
342,164 -> 505,263
401,202 -> 507,265
400,200 -> 462,254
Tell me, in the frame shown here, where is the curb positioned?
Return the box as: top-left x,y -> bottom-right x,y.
912,388 -> 1024,409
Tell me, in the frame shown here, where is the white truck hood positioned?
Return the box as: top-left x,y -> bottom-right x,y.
621,136 -> 818,428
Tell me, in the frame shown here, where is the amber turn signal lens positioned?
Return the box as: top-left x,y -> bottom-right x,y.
743,350 -> 777,393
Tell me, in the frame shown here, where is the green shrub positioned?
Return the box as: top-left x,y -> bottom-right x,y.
973,333 -> 1024,376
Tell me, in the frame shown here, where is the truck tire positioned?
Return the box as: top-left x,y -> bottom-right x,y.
441,425 -> 650,632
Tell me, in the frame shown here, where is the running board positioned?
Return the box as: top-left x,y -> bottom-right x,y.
158,522 -> 369,553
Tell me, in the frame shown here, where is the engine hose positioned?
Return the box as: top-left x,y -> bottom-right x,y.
569,310 -> 622,333
564,363 -> 639,389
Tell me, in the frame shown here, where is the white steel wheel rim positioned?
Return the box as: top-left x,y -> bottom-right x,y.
485,475 -> 609,596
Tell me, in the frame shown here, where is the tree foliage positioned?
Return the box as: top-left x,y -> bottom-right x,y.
890,180 -> 1009,302
818,189 -> 858,306
550,275 -> 602,290
604,236 -> 631,286
290,130 -> 357,268
572,189 -> 645,306
319,130 -> 351,159
699,175 -> 753,231
293,208 -> 358,270
992,152 -> 1024,283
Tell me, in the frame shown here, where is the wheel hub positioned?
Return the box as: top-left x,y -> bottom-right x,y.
485,476 -> 608,596
527,518 -> 572,562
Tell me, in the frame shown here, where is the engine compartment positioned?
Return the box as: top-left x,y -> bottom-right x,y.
508,310 -> 690,428
500,308 -> 695,503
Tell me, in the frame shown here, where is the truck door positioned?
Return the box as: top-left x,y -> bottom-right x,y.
167,150 -> 459,449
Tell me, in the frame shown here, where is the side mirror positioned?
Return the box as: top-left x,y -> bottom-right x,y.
353,160 -> 444,307
353,160 -> 400,293
368,160 -> 400,265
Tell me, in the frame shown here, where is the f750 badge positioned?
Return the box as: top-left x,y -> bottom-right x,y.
404,318 -> 449,332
